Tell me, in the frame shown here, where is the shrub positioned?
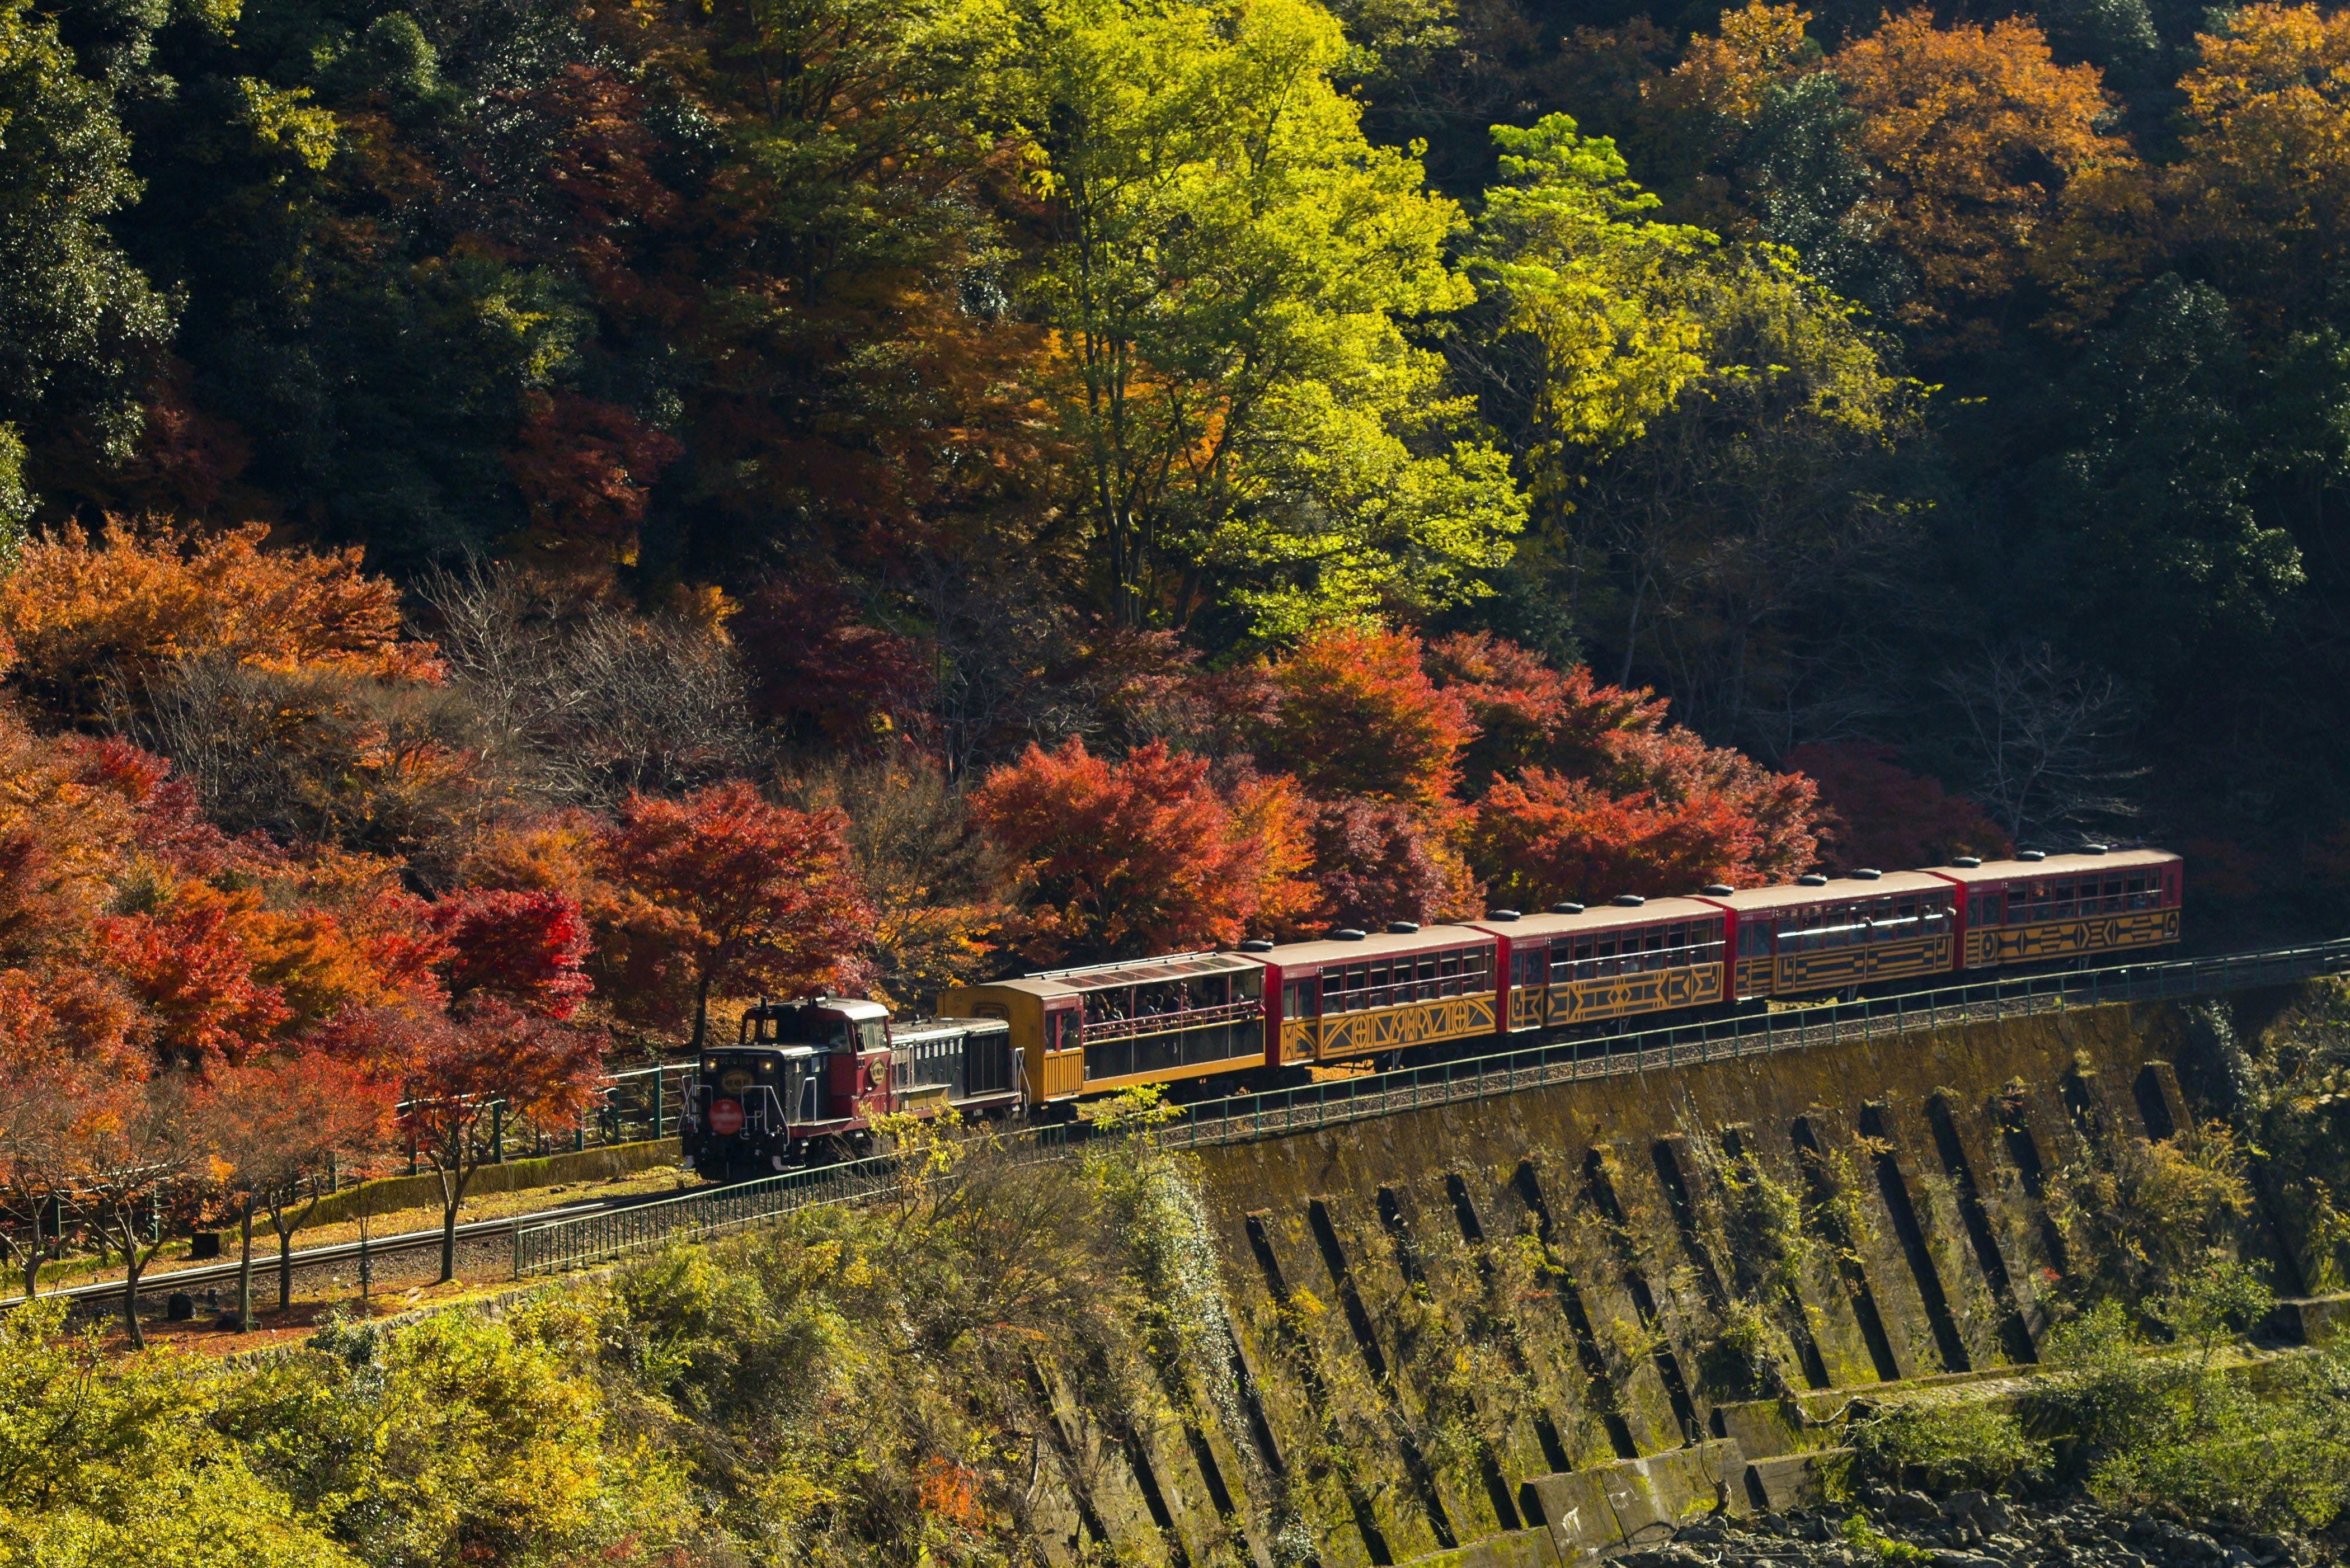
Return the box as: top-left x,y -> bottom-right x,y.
1846,1393 -> 2048,1492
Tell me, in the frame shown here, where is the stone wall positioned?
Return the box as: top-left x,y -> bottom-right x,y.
1010,997 -> 2302,1568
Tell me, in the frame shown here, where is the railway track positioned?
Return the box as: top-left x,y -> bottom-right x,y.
514,933 -> 2350,1276
23,933 -> 2350,1305
17,1185 -> 685,1313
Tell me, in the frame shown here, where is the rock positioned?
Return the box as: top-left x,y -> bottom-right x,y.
1888,1491 -> 1942,1524
1926,1553 -> 2002,1568
165,1291 -> 194,1321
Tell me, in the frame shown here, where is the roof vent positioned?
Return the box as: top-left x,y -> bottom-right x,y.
1386,920 -> 1421,934
1798,874 -> 1830,887
1950,856 -> 1982,868
1612,893 -> 1647,907
1550,902 -> 1586,916
2082,842 -> 2109,854
1702,884 -> 1735,897
1238,939 -> 1274,953
1851,867 -> 1883,880
1486,908 -> 1521,922
2017,849 -> 2046,862
1332,927 -> 1367,941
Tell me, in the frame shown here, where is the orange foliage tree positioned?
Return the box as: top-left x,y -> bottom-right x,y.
0,522 -> 445,725
1834,10 -> 2135,326
970,738 -> 1313,964
593,781 -> 872,1048
1255,625 -> 1475,812
2168,3 -> 2350,318
204,1050 -> 394,1324
1468,766 -> 1810,908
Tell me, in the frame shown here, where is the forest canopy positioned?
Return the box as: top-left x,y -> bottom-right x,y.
1,0 -> 2346,1028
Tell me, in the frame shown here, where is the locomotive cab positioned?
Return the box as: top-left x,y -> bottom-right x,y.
682,996 -> 890,1181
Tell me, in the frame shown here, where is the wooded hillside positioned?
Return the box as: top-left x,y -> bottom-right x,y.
0,0 -> 2341,1065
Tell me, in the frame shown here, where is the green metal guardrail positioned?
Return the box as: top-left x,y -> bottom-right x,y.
514,1151 -> 940,1274
513,935 -> 2350,1277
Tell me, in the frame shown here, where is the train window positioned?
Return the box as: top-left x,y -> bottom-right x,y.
1465,947 -> 1492,992
1511,948 -> 1544,987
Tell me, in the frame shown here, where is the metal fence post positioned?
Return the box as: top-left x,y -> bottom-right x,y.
655,1070 -> 667,1140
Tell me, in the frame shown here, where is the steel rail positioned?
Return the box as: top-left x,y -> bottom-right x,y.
16,1193 -> 650,1310
512,933 -> 2350,1277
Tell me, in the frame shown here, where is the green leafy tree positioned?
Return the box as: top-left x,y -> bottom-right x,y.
0,0 -> 172,498
1468,113 -> 1718,531
1019,0 -> 1522,635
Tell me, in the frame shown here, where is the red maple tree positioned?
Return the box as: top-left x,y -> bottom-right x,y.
971,738 -> 1311,963
97,882 -> 291,1071
1256,625 -> 1474,811
594,781 -> 871,1048
1295,797 -> 1480,934
1783,742 -> 2011,873
427,887 -> 593,1020
390,1000 -> 604,1282
1469,766 -> 1813,910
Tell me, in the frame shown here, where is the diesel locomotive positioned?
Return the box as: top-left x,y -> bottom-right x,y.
683,847 -> 2181,1174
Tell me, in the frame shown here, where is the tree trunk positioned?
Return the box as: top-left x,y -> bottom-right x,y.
276,1221 -> 295,1311
691,972 -> 713,1053
440,1200 -> 459,1283
120,1229 -> 147,1350
237,1199 -> 256,1330
22,1243 -> 40,1303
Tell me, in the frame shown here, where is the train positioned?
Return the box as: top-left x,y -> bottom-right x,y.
679,846 -> 2181,1179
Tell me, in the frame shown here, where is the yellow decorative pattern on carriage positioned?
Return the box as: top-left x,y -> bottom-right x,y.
1507,985 -> 1548,1032
1770,934 -> 1952,996
1966,907 -> 2179,967
1300,994 -> 1496,1062
1545,960 -> 1722,1024
1735,956 -> 1773,998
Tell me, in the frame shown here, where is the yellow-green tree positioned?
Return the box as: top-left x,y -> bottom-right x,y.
1017,0 -> 1523,637
1468,112 -> 1720,526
